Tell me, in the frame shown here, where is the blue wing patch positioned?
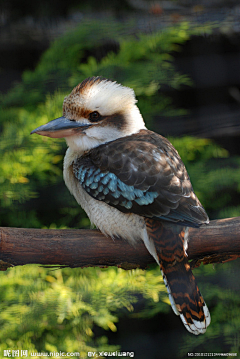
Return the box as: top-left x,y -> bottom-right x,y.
75,164 -> 159,210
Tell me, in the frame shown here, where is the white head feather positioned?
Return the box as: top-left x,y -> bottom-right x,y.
62,77 -> 146,153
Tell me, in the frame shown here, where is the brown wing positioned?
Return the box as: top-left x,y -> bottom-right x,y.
73,129 -> 209,227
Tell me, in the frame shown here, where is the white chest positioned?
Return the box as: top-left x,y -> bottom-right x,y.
63,148 -> 148,245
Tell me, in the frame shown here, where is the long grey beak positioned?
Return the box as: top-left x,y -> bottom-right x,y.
30,116 -> 91,138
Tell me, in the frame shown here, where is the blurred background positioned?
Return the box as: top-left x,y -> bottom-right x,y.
0,0 -> 240,358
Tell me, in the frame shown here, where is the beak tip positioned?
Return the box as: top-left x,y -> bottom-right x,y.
30,129 -> 38,135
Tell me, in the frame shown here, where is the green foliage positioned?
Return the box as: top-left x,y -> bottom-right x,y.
69,22 -> 204,125
1,18 -> 240,357
0,265 -> 167,357
171,136 -> 240,219
1,20 -> 130,109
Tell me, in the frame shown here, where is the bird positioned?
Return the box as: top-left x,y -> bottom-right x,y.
31,76 -> 211,335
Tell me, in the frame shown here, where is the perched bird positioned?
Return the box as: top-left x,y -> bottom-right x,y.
31,76 -> 211,335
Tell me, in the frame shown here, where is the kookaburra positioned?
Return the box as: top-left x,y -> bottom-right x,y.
31,76 -> 211,335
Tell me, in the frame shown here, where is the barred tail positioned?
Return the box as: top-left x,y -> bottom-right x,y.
145,218 -> 211,335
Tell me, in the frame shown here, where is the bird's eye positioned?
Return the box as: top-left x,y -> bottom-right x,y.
89,111 -> 100,122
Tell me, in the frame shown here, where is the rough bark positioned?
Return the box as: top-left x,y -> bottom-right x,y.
0,217 -> 239,271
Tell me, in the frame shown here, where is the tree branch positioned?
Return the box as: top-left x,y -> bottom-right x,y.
0,217 -> 240,271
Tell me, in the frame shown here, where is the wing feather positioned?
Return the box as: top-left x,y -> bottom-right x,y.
73,130 -> 209,227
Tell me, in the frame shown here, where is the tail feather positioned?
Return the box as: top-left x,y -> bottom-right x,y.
145,218 -> 210,335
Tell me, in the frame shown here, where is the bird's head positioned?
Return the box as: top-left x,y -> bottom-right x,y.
31,77 -> 146,153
